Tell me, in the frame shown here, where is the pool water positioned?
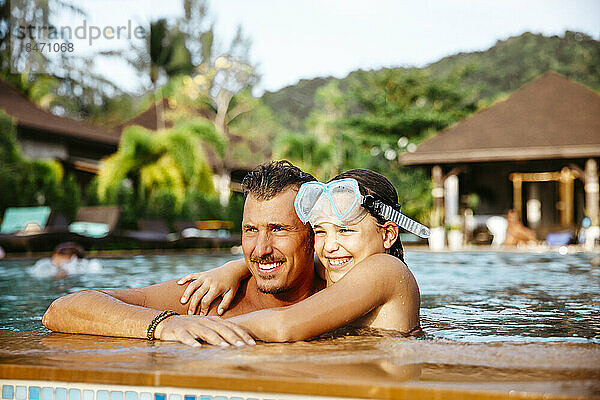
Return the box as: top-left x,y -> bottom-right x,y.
0,251 -> 599,343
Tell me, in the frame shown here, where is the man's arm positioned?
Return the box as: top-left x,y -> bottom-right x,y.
42,280 -> 254,346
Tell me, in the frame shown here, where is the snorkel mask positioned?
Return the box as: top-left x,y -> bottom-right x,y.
294,178 -> 430,238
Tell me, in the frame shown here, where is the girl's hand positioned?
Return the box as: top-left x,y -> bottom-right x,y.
177,259 -> 250,316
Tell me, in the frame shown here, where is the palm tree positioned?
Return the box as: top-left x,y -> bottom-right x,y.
149,19 -> 194,130
97,119 -> 225,208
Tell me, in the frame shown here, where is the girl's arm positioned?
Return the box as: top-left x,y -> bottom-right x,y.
178,258 -> 250,315
180,257 -> 327,315
228,253 -> 419,342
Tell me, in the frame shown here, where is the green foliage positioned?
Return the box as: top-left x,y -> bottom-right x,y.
97,119 -> 223,204
147,188 -> 179,224
225,193 -> 245,233
343,69 -> 476,142
426,31 -> 600,102
181,190 -> 223,221
264,31 -> 599,134
0,110 -> 81,219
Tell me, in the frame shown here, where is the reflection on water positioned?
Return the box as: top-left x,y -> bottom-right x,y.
0,330 -> 598,395
0,251 -> 599,344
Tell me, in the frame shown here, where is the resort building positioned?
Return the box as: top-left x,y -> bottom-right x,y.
0,78 -> 119,187
400,72 -> 600,243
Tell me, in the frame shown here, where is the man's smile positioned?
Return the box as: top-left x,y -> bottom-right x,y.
256,260 -> 284,272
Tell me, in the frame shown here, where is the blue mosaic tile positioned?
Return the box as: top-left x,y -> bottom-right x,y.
2,385 -> 14,400
139,393 -> 151,400
183,396 -> 194,400
15,387 -> 26,400
97,390 -> 108,400
110,392 -> 122,400
124,392 -> 136,400
69,389 -> 80,400
28,387 -> 40,400
55,388 -> 66,400
82,391 -> 93,400
68,390 -> 79,400
41,388 -> 53,400
154,394 -> 165,400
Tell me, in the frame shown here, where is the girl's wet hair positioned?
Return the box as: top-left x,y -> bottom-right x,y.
330,169 -> 405,262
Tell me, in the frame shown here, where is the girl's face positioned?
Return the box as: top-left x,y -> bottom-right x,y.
313,214 -> 398,283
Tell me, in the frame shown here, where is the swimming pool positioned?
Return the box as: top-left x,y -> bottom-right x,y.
1,250 -> 599,399
1,250 -> 598,343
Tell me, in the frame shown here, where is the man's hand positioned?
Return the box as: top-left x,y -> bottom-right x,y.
154,315 -> 255,347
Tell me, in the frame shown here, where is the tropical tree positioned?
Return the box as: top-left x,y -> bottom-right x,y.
0,110 -> 80,219
97,119 -> 225,217
147,19 -> 195,130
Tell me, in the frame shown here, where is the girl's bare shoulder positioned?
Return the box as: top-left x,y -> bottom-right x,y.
355,253 -> 411,275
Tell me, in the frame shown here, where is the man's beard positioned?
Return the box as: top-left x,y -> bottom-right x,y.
257,285 -> 287,294
250,253 -> 288,294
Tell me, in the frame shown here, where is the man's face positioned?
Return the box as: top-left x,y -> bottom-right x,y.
242,187 -> 314,294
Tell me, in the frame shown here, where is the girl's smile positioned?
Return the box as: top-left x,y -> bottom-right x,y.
314,213 -> 397,283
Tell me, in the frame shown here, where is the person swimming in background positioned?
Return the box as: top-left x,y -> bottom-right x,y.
30,242 -> 102,279
178,169 -> 427,339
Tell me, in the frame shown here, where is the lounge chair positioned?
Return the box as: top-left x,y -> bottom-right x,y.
120,219 -> 176,248
0,207 -> 52,251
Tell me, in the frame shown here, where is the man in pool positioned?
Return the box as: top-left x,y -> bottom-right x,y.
43,160 -> 325,347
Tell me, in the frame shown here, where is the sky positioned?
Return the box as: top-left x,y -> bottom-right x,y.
38,0 -> 600,95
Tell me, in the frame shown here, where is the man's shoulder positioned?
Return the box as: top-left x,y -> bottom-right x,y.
208,277 -> 254,317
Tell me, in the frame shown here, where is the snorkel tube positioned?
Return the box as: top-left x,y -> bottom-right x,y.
362,195 -> 430,239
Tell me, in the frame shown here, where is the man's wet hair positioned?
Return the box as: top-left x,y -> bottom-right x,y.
242,160 -> 316,200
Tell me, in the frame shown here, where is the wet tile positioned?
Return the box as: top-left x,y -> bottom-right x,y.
15,387 -> 26,400
2,385 -> 14,400
28,387 -> 40,400
68,389 -> 80,400
41,388 -> 53,400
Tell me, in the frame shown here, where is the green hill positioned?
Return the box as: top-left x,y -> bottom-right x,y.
262,31 -> 600,131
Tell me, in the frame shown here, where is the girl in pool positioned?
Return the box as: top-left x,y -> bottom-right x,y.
178,169 -> 427,339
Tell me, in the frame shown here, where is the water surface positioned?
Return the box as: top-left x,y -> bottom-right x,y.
1,251 -> 599,344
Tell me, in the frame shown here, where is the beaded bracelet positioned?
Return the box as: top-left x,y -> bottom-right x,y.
146,310 -> 179,340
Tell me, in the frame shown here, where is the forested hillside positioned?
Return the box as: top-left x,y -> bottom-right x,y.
262,31 -> 600,131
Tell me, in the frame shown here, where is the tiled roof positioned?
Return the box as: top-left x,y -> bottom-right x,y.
400,72 -> 600,165
0,79 -> 118,145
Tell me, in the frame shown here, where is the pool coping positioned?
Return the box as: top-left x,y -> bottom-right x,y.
1,362 -> 594,400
